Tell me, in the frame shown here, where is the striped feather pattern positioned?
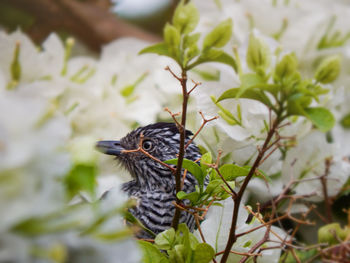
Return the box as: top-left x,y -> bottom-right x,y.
116,123 -> 202,238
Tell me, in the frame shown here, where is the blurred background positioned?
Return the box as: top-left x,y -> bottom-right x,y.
0,0 -> 179,53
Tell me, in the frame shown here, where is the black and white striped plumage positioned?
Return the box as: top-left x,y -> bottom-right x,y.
96,122 -> 201,238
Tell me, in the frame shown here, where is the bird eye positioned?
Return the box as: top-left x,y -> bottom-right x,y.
142,140 -> 153,151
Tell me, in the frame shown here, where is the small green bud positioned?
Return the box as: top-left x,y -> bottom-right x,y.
172,0 -> 199,34
318,223 -> 347,245
202,18 -> 233,50
246,34 -> 271,73
164,23 -> 181,59
183,33 -> 200,50
61,37 -> 75,76
35,99 -> 59,128
120,72 -> 148,98
274,53 -> 298,82
314,55 -> 341,84
11,41 -> 21,82
48,243 -> 67,263
341,113 -> 350,129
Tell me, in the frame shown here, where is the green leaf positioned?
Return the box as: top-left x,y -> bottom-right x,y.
171,244 -> 186,263
64,164 -> 97,199
183,33 -> 201,66
217,73 -> 272,105
201,152 -> 212,168
164,23 -> 181,59
192,68 -> 220,81
165,158 -> 205,187
303,107 -> 335,132
11,42 -> 21,81
173,0 -> 199,34
210,51 -> 237,72
286,94 -> 310,116
177,191 -> 200,203
200,152 -> 212,179
138,240 -> 169,263
274,53 -> 298,82
155,228 -> 176,250
120,72 -> 148,97
340,112 -> 350,129
189,50 -> 237,72
217,87 -> 272,108
183,33 -> 201,50
204,178 -> 234,200
139,42 -> 171,57
219,164 -> 250,181
188,233 -> 200,250
200,48 -> 223,60
211,96 -> 241,125
124,211 -> 156,238
193,243 -> 215,263
246,34 -> 271,73
12,207 -> 81,236
236,73 -> 265,98
314,55 -> 341,84
176,224 -> 193,261
184,44 -> 200,67
205,179 -> 224,196
241,73 -> 264,88
202,19 -> 232,49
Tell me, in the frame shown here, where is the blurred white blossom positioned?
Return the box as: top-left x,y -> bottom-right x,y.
282,131 -> 350,201
0,30 -> 149,262
196,199 -> 286,263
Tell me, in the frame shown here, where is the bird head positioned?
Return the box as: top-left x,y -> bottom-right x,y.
96,122 -> 201,188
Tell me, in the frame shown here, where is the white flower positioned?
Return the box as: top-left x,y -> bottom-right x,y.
282,131 -> 350,201
196,199 -> 285,263
0,31 -> 147,262
0,92 -> 71,230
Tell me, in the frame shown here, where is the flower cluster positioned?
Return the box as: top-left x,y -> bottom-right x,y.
1,0 -> 350,262
0,31 -> 174,262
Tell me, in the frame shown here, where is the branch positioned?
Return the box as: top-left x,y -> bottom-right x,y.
220,117 -> 280,263
167,66 -> 190,230
185,111 -> 218,149
320,158 -> 333,223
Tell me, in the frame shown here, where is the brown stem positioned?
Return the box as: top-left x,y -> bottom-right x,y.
215,167 -> 236,197
195,215 -> 207,243
320,158 -> 333,223
171,69 -> 189,230
220,118 -> 280,263
235,214 -> 287,238
239,225 -> 271,263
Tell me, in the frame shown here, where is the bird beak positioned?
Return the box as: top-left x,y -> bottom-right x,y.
96,140 -> 124,156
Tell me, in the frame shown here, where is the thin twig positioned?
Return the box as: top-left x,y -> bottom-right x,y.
187,79 -> 202,95
185,111 -> 218,149
165,66 -> 181,81
220,117 -> 280,263
122,133 -> 176,173
320,158 -> 333,223
164,107 -> 181,127
195,215 -> 207,243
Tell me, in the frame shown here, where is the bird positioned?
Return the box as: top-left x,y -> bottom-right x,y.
96,122 -> 201,238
